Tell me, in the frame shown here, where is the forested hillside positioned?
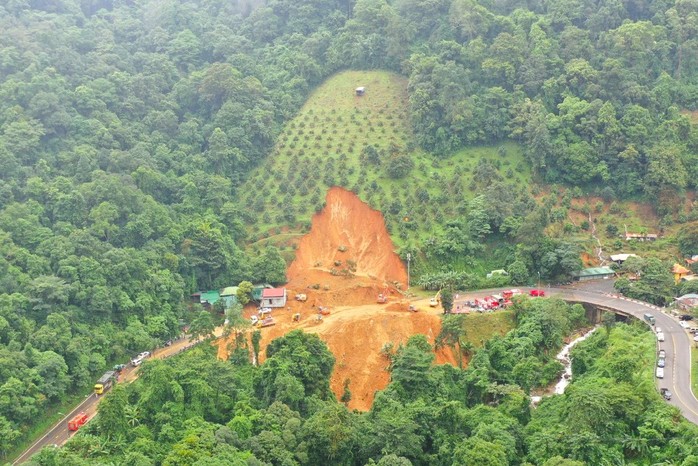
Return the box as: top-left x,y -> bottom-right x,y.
27,300 -> 698,465
2,0 -> 698,460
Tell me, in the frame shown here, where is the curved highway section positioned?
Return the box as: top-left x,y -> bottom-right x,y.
14,286 -> 698,464
543,287 -> 698,424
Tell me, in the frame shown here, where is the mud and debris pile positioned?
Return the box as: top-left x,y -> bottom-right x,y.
218,187 -> 455,411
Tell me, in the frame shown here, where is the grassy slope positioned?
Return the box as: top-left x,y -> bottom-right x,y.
242,69 -> 674,267
461,310 -> 515,348
240,70 -> 530,255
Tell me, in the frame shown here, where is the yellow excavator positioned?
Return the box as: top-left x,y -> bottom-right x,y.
429,289 -> 441,307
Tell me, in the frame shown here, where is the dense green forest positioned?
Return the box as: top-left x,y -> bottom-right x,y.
25,299 -> 698,465
2,0 -> 698,461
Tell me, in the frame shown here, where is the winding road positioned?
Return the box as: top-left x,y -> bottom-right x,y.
14,284 -> 698,463
463,283 -> 698,424
12,328 -> 226,465
547,286 -> 698,424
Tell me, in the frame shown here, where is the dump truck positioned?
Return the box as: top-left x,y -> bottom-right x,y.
94,370 -> 117,395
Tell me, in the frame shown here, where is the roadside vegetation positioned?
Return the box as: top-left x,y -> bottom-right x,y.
2,0 -> 698,461
35,298 -> 676,466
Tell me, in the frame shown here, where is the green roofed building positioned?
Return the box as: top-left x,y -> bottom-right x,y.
220,286 -> 239,309
573,267 -> 615,282
198,290 -> 221,306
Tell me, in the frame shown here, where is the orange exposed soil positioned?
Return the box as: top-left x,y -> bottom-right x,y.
287,187 -> 408,297
217,187 -> 456,410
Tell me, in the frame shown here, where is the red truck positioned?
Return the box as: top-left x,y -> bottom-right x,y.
68,412 -> 88,431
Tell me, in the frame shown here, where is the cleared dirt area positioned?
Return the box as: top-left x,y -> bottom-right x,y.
218,187 -> 456,410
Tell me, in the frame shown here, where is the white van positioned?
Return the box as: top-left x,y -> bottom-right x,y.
656,367 -> 664,379
657,332 -> 665,342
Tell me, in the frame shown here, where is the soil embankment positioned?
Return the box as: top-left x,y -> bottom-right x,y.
218,187 -> 456,410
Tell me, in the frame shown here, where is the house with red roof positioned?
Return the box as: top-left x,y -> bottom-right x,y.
260,288 -> 287,308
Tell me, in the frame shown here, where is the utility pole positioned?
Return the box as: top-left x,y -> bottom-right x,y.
406,253 -> 411,290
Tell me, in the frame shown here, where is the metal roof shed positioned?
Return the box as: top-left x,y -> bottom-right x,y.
573,267 -> 615,281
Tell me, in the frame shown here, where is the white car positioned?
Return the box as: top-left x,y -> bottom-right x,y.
659,349 -> 666,358
656,367 -> 664,379
657,332 -> 665,342
680,321 -> 690,329
656,327 -> 662,334
693,334 -> 698,342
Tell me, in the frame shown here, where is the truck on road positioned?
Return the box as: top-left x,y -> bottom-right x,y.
68,412 -> 87,431
94,370 -> 117,395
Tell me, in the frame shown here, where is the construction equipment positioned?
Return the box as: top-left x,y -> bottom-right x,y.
293,313 -> 301,322
408,304 -> 417,312
377,293 -> 387,304
295,293 -> 307,302
318,306 -> 330,315
256,316 -> 276,328
429,290 -> 441,307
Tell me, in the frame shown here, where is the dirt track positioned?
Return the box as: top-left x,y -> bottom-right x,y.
218,187 -> 455,410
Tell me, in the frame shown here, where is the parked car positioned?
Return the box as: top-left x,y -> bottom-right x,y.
657,357 -> 666,368
679,315 -> 694,321
529,289 -> 546,297
656,327 -> 662,334
680,321 -> 690,329
693,334 -> 698,342
657,332 -> 665,342
656,367 -> 664,379
659,349 -> 666,358
660,388 -> 672,400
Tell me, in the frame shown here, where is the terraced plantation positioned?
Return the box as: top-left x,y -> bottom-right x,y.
240,70 -> 532,254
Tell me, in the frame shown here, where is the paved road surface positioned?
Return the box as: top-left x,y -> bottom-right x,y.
461,285 -> 698,424
13,328 -> 225,465
15,285 -> 698,463
550,287 -> 698,424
